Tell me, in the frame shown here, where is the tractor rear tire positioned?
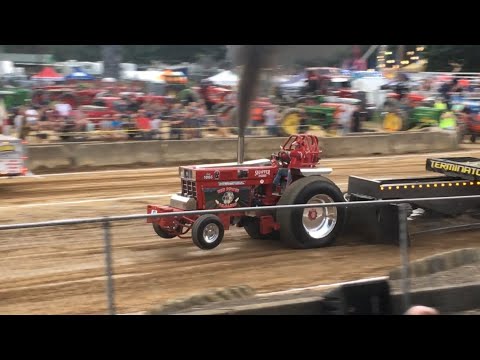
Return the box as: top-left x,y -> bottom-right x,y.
243,217 -> 279,240
192,214 -> 225,250
280,108 -> 304,136
276,176 -> 346,249
153,223 -> 177,239
382,112 -> 404,131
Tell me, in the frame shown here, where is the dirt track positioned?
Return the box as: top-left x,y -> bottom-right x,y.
1,144 -> 480,314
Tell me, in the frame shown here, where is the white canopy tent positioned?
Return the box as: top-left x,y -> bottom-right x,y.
207,70 -> 238,86
122,70 -> 166,83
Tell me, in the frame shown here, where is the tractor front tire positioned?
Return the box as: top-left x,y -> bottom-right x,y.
276,176 -> 346,249
153,223 -> 177,239
192,214 -> 225,250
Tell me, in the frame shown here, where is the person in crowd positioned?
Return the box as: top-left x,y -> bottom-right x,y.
150,114 -> 162,139
420,78 -> 433,91
250,106 -> 264,135
169,103 -> 184,140
122,114 -> 137,140
439,78 -> 461,110
14,106 -> 27,139
351,104 -> 363,133
1,100 -> 11,136
109,113 -> 124,140
338,104 -> 354,136
136,109 -> 152,140
25,105 -> 40,133
113,96 -> 129,113
264,105 -> 279,137
85,119 -> 96,133
55,100 -> 72,118
126,95 -> 140,113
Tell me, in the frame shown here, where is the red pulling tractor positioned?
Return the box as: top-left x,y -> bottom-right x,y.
147,134 -> 345,250
147,133 -> 480,250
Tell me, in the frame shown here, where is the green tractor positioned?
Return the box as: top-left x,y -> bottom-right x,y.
0,88 -> 31,110
381,95 -> 445,131
279,95 -> 360,135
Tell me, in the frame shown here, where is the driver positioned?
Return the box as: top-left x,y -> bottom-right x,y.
272,141 -> 302,195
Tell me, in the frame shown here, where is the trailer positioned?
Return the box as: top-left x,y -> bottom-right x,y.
346,156 -> 480,243
0,135 -> 28,177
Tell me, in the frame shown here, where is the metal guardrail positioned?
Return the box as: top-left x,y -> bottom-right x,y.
420,72 -> 480,80
1,194 -> 479,315
2,195 -> 480,231
21,124 -> 339,144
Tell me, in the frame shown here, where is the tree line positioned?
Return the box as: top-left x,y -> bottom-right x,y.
2,45 -> 480,72
1,45 -> 227,64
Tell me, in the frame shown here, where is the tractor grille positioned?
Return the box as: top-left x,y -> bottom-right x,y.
182,180 -> 197,198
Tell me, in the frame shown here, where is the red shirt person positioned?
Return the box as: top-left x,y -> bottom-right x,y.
136,110 -> 151,130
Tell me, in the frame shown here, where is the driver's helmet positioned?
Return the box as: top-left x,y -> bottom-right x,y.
291,141 -> 300,149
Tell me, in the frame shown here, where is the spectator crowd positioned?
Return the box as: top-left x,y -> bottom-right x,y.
0,91 -> 287,142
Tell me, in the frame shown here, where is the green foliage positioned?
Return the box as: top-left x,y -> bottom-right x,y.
6,45 -> 480,73
426,45 -> 480,72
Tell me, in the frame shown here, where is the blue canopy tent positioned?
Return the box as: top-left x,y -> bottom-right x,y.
65,67 -> 95,80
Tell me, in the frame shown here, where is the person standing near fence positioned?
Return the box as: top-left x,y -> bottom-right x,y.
338,104 -> 353,136
109,114 -> 124,140
0,98 -> 9,135
14,107 -> 26,139
136,110 -> 153,140
250,106 -> 264,135
264,105 -> 278,136
150,114 -> 162,139
55,101 -> 72,118
351,104 -> 362,133
439,78 -> 461,110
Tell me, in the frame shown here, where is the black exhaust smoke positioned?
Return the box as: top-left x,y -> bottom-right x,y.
235,45 -> 277,164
